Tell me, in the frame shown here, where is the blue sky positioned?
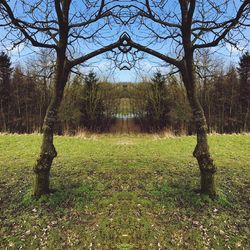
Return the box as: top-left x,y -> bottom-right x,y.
0,0 -> 249,82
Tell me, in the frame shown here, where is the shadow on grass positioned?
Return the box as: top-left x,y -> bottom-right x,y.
150,181 -> 232,210
21,182 -> 100,210
20,169 -> 232,214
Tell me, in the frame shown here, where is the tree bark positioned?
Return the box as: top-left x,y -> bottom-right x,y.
33,55 -> 69,198
33,108 -> 58,197
181,64 -> 217,199
243,101 -> 249,131
176,0 -> 218,198
0,101 -> 7,131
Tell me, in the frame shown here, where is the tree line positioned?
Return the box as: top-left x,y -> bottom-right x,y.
0,53 -> 119,133
0,51 -> 249,134
132,52 -> 250,134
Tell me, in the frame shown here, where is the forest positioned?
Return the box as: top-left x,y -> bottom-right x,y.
1,51 -> 249,134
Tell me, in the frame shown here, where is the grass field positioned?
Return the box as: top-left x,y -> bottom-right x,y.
0,133 -> 249,249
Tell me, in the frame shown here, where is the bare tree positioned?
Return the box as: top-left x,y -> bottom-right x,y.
122,0 -> 250,198
0,0 -> 128,198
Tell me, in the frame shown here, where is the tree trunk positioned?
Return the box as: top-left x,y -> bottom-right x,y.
181,65 -> 217,199
33,56 -> 69,198
243,101 -> 249,131
178,2 -> 217,198
0,101 -> 7,131
33,109 -> 58,197
192,100 -> 217,198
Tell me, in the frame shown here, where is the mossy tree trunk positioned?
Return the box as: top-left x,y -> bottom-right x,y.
33,54 -> 70,198
32,0 -> 72,198
181,61 -> 217,199
178,2 -> 217,198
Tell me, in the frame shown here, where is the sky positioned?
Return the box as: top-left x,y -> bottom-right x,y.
0,0 -> 249,82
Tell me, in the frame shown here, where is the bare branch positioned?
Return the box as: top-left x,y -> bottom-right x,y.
193,0 -> 250,50
0,0 -> 58,50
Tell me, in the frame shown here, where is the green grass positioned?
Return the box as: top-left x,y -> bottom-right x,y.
0,133 -> 249,249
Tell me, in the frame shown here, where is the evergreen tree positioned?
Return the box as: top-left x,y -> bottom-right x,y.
81,71 -> 105,131
59,75 -> 84,133
145,71 -> 171,131
238,52 -> 250,131
0,52 -> 12,131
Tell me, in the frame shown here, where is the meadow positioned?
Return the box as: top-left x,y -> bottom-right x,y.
0,133 -> 249,249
